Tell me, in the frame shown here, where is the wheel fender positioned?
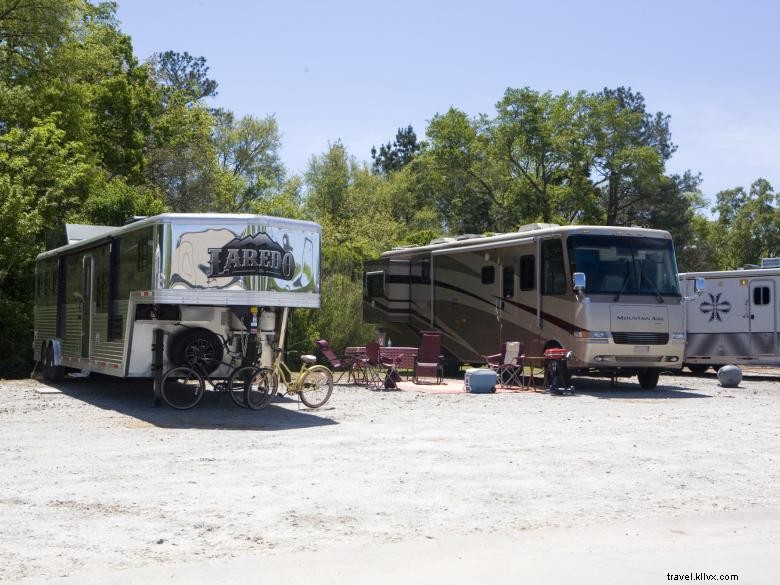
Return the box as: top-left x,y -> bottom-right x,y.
50,339 -> 63,366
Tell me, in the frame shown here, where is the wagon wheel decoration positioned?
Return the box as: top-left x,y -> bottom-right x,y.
699,292 -> 731,322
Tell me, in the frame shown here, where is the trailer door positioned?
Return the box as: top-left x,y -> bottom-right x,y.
81,255 -> 94,358
749,280 -> 776,355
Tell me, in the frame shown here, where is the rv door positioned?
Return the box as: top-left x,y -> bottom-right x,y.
81,254 -> 94,358
749,280 -> 776,355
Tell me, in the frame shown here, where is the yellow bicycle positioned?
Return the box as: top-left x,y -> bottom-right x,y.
244,347 -> 334,410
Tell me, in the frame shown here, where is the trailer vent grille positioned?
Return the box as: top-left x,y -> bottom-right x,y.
612,332 -> 669,345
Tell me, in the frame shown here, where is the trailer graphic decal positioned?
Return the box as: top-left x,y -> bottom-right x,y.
207,233 -> 295,279
699,292 -> 731,322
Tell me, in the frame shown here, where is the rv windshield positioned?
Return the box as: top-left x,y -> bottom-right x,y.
567,234 -> 681,297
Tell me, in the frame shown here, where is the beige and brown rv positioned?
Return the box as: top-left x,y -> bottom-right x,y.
364,224 -> 689,389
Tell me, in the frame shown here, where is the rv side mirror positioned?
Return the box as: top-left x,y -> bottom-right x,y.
572,272 -> 586,292
694,277 -> 706,295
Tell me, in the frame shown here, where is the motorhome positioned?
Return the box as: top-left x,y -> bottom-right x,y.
680,259 -> 780,373
33,213 -> 320,381
364,224 -> 689,389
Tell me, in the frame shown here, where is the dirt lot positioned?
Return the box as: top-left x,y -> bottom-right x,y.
1,369 -> 778,583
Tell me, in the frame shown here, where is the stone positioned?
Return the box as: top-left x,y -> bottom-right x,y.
717,364 -> 742,388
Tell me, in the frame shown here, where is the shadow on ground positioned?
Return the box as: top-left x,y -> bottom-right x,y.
567,375 -> 712,399
37,375 -> 338,431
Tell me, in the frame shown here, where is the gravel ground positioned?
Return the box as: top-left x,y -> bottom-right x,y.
0,369 -> 778,583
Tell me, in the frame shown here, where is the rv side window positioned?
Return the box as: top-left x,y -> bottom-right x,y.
753,286 -> 771,305
542,239 -> 566,295
481,266 -> 495,285
365,271 -> 385,298
502,266 -> 514,298
421,259 -> 430,284
519,255 -> 535,291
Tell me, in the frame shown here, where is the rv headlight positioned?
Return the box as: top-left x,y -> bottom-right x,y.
671,332 -> 685,340
574,330 -> 608,339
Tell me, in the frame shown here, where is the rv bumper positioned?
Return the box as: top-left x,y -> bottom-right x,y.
570,337 -> 684,370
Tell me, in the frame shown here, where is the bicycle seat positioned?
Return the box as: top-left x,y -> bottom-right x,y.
300,354 -> 317,365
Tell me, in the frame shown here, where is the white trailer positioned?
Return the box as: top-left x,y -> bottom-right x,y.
364,223 -> 691,389
33,213 -> 321,382
680,259 -> 780,372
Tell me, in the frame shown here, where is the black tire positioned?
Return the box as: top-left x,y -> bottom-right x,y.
637,369 -> 660,390
231,366 -> 273,410
298,365 -> 333,408
170,329 -> 223,375
349,361 -> 367,385
687,364 -> 709,375
42,343 -> 65,383
161,366 -> 205,409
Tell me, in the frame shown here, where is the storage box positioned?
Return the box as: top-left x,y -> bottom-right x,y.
464,368 -> 497,393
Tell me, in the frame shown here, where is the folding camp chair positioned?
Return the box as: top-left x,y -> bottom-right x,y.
482,341 -> 526,388
315,339 -> 364,384
413,331 -> 444,384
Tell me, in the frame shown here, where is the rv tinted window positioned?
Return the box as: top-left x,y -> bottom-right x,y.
365,272 -> 385,298
542,239 -> 566,295
503,266 -> 514,298
421,259 -> 430,284
481,266 -> 495,285
519,255 -> 535,291
753,286 -> 770,305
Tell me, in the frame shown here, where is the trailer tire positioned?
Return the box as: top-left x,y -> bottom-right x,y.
170,329 -> 223,375
686,364 -> 709,375
42,343 -> 65,383
637,369 -> 660,390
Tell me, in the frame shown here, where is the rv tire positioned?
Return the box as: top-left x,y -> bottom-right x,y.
170,329 -> 223,374
637,369 -> 660,390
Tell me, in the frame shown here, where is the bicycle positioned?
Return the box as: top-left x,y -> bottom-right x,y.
160,329 -> 254,410
244,346 -> 334,410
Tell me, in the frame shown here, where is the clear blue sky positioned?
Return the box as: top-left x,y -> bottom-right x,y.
116,0 -> 779,205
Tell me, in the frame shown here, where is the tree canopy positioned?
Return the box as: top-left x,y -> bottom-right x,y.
0,0 -> 775,376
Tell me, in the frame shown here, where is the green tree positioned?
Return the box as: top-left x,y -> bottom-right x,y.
213,110 -> 285,212
590,87 -> 675,225
715,179 -> 780,268
148,50 -> 218,105
370,124 -> 422,175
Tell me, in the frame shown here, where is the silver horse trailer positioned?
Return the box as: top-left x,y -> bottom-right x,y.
680,259 -> 780,373
33,213 -> 320,382
364,224 -> 689,389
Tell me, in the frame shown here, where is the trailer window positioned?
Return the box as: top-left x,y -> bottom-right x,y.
753,286 -> 771,305
502,266 -> 514,298
519,255 -> 535,291
542,239 -> 566,295
481,266 -> 495,285
365,271 -> 385,298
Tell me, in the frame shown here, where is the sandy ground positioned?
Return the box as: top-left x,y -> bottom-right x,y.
1,368 -> 779,584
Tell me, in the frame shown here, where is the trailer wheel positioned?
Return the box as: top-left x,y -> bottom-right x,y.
686,364 -> 709,375
637,369 -> 659,390
42,343 -> 64,383
170,329 -> 223,374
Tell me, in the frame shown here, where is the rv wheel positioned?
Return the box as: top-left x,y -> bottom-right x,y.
170,329 -> 223,374
637,369 -> 659,390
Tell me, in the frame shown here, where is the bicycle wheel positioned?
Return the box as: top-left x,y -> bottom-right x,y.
298,365 -> 333,408
161,366 -> 205,410
230,366 -> 272,410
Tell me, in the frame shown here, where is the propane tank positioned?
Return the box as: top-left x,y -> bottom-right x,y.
259,309 -> 276,368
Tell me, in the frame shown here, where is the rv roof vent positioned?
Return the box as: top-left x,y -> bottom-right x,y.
761,257 -> 780,269
429,237 -> 457,245
453,234 -> 484,241
741,264 -> 760,270
392,244 -> 420,250
516,222 -> 560,233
